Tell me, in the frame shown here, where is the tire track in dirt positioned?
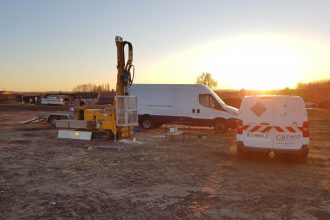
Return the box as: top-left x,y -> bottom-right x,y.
163,140 -> 234,219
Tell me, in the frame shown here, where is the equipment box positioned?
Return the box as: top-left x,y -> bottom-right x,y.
55,120 -> 93,129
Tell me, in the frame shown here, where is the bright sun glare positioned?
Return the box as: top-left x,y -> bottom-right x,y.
145,33 -> 306,90
216,39 -> 303,90
195,34 -> 304,90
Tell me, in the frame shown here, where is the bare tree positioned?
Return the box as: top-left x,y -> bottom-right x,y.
73,83 -> 111,93
196,72 -> 218,89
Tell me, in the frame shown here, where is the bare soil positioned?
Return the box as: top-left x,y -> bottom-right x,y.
0,104 -> 329,219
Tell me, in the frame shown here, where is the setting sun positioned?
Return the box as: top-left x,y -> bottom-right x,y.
213,35 -> 303,90
142,33 -> 329,90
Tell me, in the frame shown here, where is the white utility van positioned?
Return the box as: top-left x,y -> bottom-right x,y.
41,96 -> 65,105
127,84 -> 238,133
236,95 -> 309,162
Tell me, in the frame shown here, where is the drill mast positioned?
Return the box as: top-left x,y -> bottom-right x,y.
115,36 -> 134,96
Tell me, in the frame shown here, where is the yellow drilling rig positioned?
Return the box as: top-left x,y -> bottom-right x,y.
56,36 -> 138,140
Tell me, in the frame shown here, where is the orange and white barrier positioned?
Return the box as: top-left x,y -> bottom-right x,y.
237,120 -> 309,137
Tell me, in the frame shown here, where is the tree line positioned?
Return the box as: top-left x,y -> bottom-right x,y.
72,83 -> 112,93
72,75 -> 330,104
296,80 -> 330,90
295,79 -> 330,105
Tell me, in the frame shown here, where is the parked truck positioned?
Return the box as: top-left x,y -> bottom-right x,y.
127,84 -> 238,133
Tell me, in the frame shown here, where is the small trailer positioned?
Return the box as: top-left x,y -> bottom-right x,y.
20,111 -> 75,126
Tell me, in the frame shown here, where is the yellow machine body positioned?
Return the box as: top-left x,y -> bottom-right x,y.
83,108 -> 133,139
84,109 -> 117,133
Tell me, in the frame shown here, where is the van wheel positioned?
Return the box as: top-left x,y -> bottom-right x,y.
141,117 -> 154,129
296,146 -> 309,164
48,115 -> 68,127
237,145 -> 246,159
48,116 -> 57,127
214,121 -> 227,133
296,152 -> 308,164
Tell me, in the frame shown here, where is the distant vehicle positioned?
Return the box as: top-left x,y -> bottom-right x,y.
127,84 -> 238,133
41,96 -> 65,105
236,95 -> 310,162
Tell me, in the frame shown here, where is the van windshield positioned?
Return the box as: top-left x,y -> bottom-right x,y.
208,88 -> 226,107
199,94 -> 222,110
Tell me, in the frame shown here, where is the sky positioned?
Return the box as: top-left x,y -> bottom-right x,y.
1,0 -> 330,91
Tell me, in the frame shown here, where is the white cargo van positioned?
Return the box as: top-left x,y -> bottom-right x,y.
41,96 -> 65,105
127,84 -> 238,132
236,95 -> 310,162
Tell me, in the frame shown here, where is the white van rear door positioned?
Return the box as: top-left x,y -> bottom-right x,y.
242,96 -> 274,148
273,97 -> 307,150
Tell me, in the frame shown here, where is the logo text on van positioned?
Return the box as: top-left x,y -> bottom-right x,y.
276,134 -> 301,142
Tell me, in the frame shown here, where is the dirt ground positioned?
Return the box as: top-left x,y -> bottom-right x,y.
0,104 -> 329,219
